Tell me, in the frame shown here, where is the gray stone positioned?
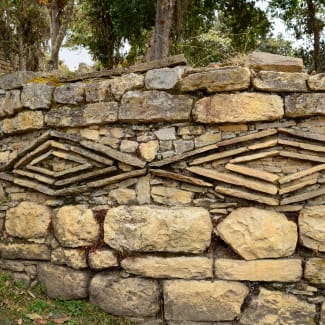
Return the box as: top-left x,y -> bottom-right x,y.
2,111 -> 44,134
0,71 -> 38,90
120,90 -> 193,122
104,205 -> 212,253
51,248 -> 88,269
253,71 -> 308,92
240,287 -> 316,325
0,90 -> 22,117
136,175 -> 151,204
37,263 -> 91,299
194,131 -> 221,148
145,67 -> 184,90
89,272 -> 160,317
304,258 -> 325,284
174,140 -> 194,154
0,243 -> 50,260
21,83 -> 54,109
45,101 -> 118,127
285,93 -> 325,117
308,73 -> 325,90
154,127 -> 176,140
164,280 -> 248,322
53,83 -> 85,104
88,249 -> 119,270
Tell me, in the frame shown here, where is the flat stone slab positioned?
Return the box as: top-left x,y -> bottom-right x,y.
0,243 -> 50,260
0,71 -> 38,90
104,205 -> 212,253
285,93 -> 325,117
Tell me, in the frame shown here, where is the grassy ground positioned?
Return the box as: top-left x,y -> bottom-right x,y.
0,272 -> 130,325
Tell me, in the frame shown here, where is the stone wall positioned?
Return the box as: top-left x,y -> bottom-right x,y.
0,52 -> 325,324
0,50 -> 14,75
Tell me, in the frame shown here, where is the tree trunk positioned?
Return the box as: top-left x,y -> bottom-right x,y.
18,31 -> 26,71
306,0 -> 321,72
145,0 -> 176,61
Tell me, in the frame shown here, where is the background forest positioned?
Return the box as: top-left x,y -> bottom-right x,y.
0,0 -> 324,73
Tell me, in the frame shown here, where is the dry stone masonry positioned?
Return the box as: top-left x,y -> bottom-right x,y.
0,52 -> 325,324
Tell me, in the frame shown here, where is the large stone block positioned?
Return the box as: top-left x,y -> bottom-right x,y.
120,90 -> 193,122
45,102 -> 118,127
164,280 -> 248,322
53,83 -> 85,104
299,205 -> 325,252
253,71 -> 308,92
53,205 -> 100,247
5,201 -> 51,240
0,71 -> 38,90
0,90 -> 22,117
0,243 -> 50,260
37,263 -> 91,299
121,256 -> 212,279
88,249 -> 118,270
304,258 -> 325,284
89,272 -> 160,317
217,207 -> 297,260
308,73 -> 325,90
178,67 -> 250,92
21,83 -> 54,109
51,248 -> 87,269
193,92 -> 283,123
145,66 -> 184,90
104,205 -> 212,253
240,288 -> 316,325
215,258 -> 302,282
285,93 -> 325,117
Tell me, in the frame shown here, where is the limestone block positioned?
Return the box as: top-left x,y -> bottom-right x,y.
151,186 -> 193,205
2,111 -> 44,134
215,258 -> 302,282
6,201 -> 51,240
154,127 -> 176,140
285,93 -> 325,117
88,249 -> 118,270
53,83 -> 85,104
246,51 -> 304,72
308,73 -> 325,90
0,90 -> 22,117
304,258 -> 325,284
89,272 -> 160,317
164,280 -> 248,322
104,205 -> 212,253
299,205 -> 325,252
109,188 -> 136,204
53,205 -> 100,247
193,92 -> 284,123
110,73 -> 144,100
240,288 -> 316,325
217,207 -> 297,260
173,140 -> 194,154
21,83 -> 54,109
177,67 -> 250,92
0,243 -> 50,260
51,247 -> 87,269
136,175 -> 151,204
45,102 -> 118,127
145,66 -> 184,90
121,256 -> 212,279
37,263 -> 91,299
139,140 -> 159,161
120,90 -> 193,122
0,71 -> 38,90
194,131 -> 221,148
253,71 -> 308,92
120,140 -> 138,153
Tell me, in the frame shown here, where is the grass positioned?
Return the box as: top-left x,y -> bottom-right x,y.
0,272 -> 131,325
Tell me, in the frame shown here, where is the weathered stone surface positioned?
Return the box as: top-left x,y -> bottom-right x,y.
51,248 -> 87,269
136,175 -> 151,204
120,140 -> 138,153
178,67 -> 250,92
246,51 -> 304,72
299,205 -> 325,252
122,256 -> 212,279
151,186 -> 193,205
0,243 -> 50,260
109,188 -> 136,204
53,205 -> 100,247
304,258 -> 325,284
90,272 -> 160,317
217,207 -> 297,260
37,263 -> 90,299
45,102 -> 118,127
2,111 -> 44,134
240,288 -> 316,325
253,71 -> 308,92
88,249 -> 118,270
120,90 -> 193,122
285,93 -> 325,117
194,131 -> 221,148
193,93 -> 283,123
321,302 -> 325,325
0,71 -> 38,90
53,83 -> 85,104
164,280 -> 248,322
154,127 -> 176,140
0,90 -> 22,117
145,67 -> 184,90
174,140 -> 194,154
21,83 -> 54,109
5,201 -> 51,240
139,140 -> 159,161
104,205 -> 212,253
215,258 -> 302,282
308,73 -> 325,90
